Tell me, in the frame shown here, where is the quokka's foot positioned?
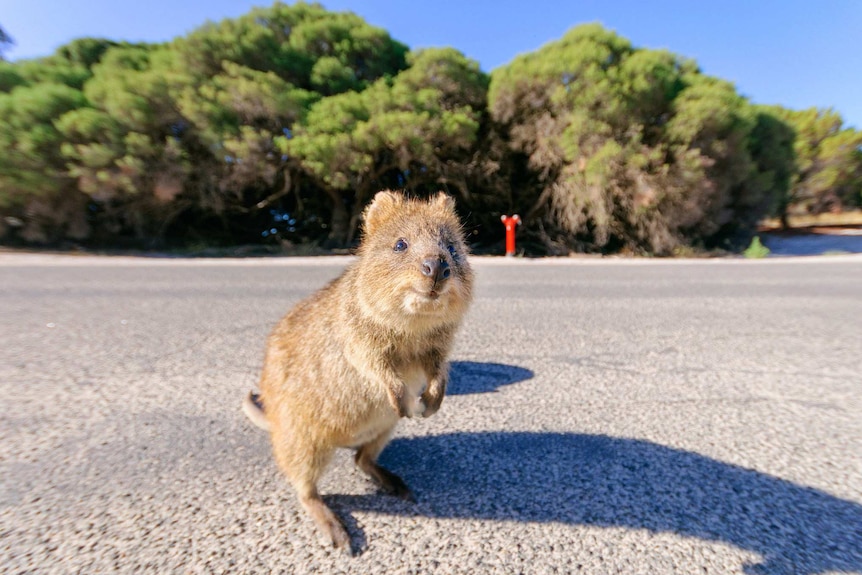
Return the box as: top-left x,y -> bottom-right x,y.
355,441 -> 416,502
373,464 -> 416,502
300,493 -> 354,556
325,517 -> 354,557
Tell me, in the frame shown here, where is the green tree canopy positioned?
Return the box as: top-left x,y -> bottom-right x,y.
488,24 -> 795,254
763,107 -> 862,216
0,82 -> 91,241
0,6 -> 858,252
283,47 -> 489,244
174,1 -> 408,93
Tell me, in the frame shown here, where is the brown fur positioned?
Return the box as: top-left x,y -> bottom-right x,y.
244,191 -> 473,555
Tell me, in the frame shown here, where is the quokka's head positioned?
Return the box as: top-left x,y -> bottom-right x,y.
355,190 -> 473,329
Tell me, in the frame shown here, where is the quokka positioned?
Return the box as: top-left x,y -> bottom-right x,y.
243,191 -> 473,554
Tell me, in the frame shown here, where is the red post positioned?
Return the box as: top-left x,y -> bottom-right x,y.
501,214 -> 521,256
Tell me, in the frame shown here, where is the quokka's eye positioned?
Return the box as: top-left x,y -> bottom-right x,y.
394,238 -> 409,252
447,244 -> 459,260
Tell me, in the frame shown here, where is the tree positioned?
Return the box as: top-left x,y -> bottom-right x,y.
749,106 -> 798,227
0,37 -> 139,244
167,1 -> 411,245
9,38 -> 125,91
764,107 -> 862,217
0,25 -> 13,61
283,48 -> 490,245
0,61 -> 26,92
173,61 -> 318,242
489,24 -> 792,255
174,1 -> 408,93
51,3 -> 414,247
0,7 -> 849,252
0,82 -> 90,242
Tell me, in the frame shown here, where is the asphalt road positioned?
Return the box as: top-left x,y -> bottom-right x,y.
2,254 -> 861,574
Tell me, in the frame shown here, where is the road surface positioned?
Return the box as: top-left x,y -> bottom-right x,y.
2,254 -> 861,574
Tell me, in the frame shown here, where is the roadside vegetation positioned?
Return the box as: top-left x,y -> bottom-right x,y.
1,4 -> 860,255
760,211 -> 862,231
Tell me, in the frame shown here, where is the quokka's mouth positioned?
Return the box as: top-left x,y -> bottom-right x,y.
411,287 -> 441,300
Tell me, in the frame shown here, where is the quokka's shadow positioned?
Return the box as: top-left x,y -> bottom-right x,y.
446,361 -> 534,395
333,432 -> 862,575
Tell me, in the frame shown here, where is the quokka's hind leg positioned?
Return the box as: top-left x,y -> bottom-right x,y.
271,428 -> 352,555
296,483 -> 352,555
355,427 -> 414,502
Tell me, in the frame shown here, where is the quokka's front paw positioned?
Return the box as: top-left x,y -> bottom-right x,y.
420,391 -> 443,418
406,396 -> 426,418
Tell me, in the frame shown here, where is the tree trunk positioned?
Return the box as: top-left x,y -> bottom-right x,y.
324,188 -> 349,247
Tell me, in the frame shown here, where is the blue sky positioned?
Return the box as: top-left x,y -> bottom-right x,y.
3,0 -> 860,128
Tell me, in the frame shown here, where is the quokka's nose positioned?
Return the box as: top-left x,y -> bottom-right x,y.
421,257 -> 451,283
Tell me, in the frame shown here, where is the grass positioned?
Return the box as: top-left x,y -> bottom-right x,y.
743,236 -> 770,259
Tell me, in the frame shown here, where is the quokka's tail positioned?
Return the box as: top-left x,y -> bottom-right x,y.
242,391 -> 270,431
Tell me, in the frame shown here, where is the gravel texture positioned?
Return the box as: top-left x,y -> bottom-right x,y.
1,254 -> 861,574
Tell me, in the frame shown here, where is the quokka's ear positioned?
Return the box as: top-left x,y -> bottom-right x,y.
363,190 -> 403,236
431,191 -> 457,213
